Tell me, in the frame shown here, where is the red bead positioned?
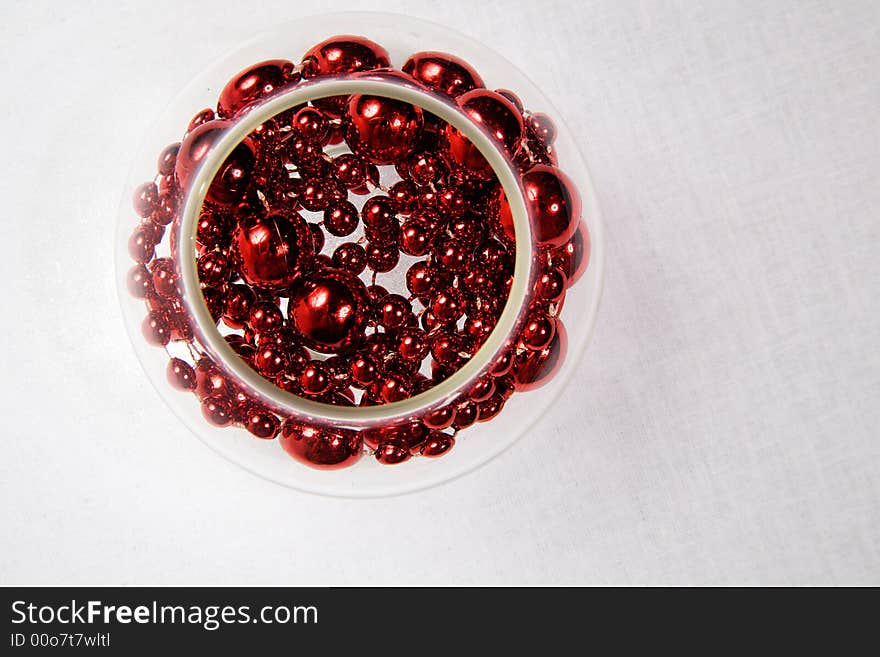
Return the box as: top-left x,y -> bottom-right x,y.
444,89 -> 523,178
513,320 -> 567,391
195,208 -> 233,252
245,408 -> 280,439
141,311 -> 170,346
452,402 -> 477,430
495,89 -> 524,113
469,377 -> 496,402
288,269 -> 369,353
406,150 -> 445,185
378,294 -> 412,331
128,223 -> 156,264
299,178 -> 341,212
398,219 -> 433,256
464,311 -> 496,343
424,405 -> 457,430
374,441 -> 412,465
536,267 -> 567,304
350,353 -> 380,388
133,181 -> 158,218
527,112 -> 557,146
195,359 -> 232,399
166,358 -> 196,391
187,108 -> 215,132
430,330 -> 473,368
331,242 -> 367,275
150,258 -> 177,298
490,350 -> 515,377
217,60 -> 294,118
201,395 -> 234,427
520,309 -> 556,351
420,431 -> 455,457
522,164 -> 581,247
398,327 -> 430,361
126,264 -> 154,299
402,51 -> 484,98
431,287 -> 466,322
476,394 -> 505,422
364,241 -> 399,273
280,421 -> 363,469
248,301 -> 284,334
196,250 -> 231,288
379,374 -> 411,403
323,200 -> 360,237
222,284 -> 256,329
301,36 -> 390,78
330,153 -> 368,190
433,237 -> 472,274
157,143 -> 180,176
346,95 -> 424,165
299,362 -> 331,395
549,220 -> 590,287
389,180 -> 419,213
232,212 -> 313,290
253,343 -> 288,376
292,106 -> 330,144
406,262 -> 439,299
176,120 -> 255,205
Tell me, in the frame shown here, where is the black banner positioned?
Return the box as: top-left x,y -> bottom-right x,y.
0,586 -> 871,651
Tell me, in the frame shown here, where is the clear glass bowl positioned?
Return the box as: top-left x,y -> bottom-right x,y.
115,12 -> 604,497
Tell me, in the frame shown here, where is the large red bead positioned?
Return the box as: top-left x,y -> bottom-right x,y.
522,164 -> 581,247
402,51 -> 484,98
176,120 -> 255,205
288,269 -> 369,353
279,421 -> 363,470
231,212 -> 313,290
443,89 -> 523,179
301,35 -> 390,78
345,95 -> 424,165
217,60 -> 295,118
512,320 -> 568,391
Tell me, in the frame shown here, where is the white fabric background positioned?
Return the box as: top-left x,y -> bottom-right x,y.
1,0 -> 878,585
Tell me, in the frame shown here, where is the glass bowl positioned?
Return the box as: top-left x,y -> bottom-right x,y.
115,12 -> 604,497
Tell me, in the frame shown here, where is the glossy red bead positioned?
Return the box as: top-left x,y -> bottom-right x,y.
346,95 -> 424,165
245,409 -> 280,439
232,212 -> 313,290
402,51 -> 484,98
217,60 -> 295,118
126,264 -> 154,298
166,358 -> 196,391
201,395 -> 234,427
323,200 -> 360,237
522,164 -> 581,248
301,36 -> 390,78
512,320 -> 568,391
520,309 -> 556,351
420,432 -> 455,457
280,421 -> 363,469
299,362 -> 331,395
549,220 -> 590,287
331,242 -> 367,275
288,269 -> 369,352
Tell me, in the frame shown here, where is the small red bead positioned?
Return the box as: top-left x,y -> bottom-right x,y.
331,242 -> 367,275
150,258 -> 177,298
293,106 -> 330,145
420,432 -> 455,457
142,311 -> 171,346
424,405 -> 457,430
350,353 -> 380,388
452,403 -> 478,430
245,409 -> 280,439
166,358 -> 196,391
126,264 -> 154,299
476,394 -> 505,422
133,182 -> 158,218
398,327 -> 430,361
365,241 -> 400,273
431,287 -> 466,322
374,441 -> 412,465
520,309 -> 556,351
299,362 -> 331,396
323,200 -> 360,237
201,396 -> 234,427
